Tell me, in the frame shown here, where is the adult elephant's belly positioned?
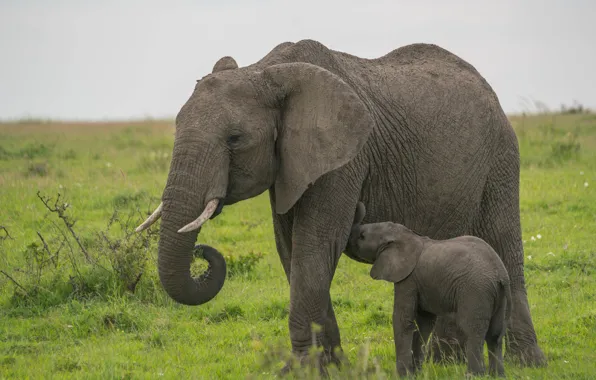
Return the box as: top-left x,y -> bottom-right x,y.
360,142 -> 491,240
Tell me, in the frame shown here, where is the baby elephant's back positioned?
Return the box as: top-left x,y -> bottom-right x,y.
424,235 -> 508,279
416,235 -> 509,314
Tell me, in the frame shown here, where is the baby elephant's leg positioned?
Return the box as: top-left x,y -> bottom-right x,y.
487,297 -> 508,377
461,322 -> 489,376
457,295 -> 492,376
392,282 -> 418,377
487,334 -> 505,377
413,311 -> 436,372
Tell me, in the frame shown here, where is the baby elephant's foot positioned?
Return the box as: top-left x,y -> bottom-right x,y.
431,316 -> 467,365
430,337 -> 466,365
488,360 -> 506,377
464,368 -> 491,379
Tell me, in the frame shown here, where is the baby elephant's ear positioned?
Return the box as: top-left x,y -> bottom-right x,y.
353,202 -> 366,225
370,236 -> 423,283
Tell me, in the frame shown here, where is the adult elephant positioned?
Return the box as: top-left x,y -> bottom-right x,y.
136,39 -> 546,368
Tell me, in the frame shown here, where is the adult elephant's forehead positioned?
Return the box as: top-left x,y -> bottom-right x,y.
176,78 -> 250,129
194,69 -> 258,97
181,74 -> 261,120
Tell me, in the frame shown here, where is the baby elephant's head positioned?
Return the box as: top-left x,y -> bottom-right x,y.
348,202 -> 425,283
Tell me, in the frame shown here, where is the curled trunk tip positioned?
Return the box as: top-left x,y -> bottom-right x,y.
158,243 -> 227,306
189,244 -> 227,304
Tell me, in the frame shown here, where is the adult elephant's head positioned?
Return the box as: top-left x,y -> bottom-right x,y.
137,55 -> 373,306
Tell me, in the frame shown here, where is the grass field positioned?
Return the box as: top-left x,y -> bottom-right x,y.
1,113 -> 595,379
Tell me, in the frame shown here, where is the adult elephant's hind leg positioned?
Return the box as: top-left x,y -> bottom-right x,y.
470,142 -> 546,367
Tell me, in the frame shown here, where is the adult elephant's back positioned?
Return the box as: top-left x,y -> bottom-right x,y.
358,43 -> 511,238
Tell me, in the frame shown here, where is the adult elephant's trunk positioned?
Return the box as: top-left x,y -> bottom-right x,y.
149,138 -> 229,305
157,198 -> 226,305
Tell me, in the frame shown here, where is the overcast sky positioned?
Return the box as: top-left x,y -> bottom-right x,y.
0,0 -> 594,120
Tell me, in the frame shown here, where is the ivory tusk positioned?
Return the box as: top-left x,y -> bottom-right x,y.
135,202 -> 163,232
177,199 -> 219,233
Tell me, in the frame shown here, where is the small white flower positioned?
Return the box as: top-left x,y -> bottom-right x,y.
66,324 -> 73,328
530,236 -> 536,241
537,234 -> 542,239
584,182 -> 589,187
523,240 -> 526,243
106,162 -> 112,168
547,252 -> 555,256
564,360 -> 569,363
59,184 -> 63,189
527,255 -> 532,260
580,171 -> 584,175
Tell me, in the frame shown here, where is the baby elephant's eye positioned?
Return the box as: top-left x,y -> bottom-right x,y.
359,232 -> 365,240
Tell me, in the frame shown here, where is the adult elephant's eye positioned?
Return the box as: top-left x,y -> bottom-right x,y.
227,134 -> 241,145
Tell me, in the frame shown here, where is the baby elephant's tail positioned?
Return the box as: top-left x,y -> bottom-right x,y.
500,279 -> 513,323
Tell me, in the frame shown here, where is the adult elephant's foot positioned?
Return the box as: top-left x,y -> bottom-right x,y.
429,315 -> 467,365
504,286 -> 547,367
279,345 -> 346,377
279,316 -> 346,377
505,340 -> 546,367
504,287 -> 547,367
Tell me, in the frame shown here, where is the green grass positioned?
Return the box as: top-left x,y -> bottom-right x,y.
1,114 -> 595,379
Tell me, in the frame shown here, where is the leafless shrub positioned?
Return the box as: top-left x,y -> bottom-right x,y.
1,192 -> 159,306
97,208 -> 159,293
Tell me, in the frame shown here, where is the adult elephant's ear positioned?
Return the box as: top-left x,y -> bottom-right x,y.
263,63 -> 374,214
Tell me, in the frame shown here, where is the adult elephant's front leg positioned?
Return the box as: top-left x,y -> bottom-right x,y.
271,207 -> 345,367
284,187 -> 359,371
288,252 -> 338,366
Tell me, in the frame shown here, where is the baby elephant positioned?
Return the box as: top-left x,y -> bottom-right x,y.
346,202 -> 512,377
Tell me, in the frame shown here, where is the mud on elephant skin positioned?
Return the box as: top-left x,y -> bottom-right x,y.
135,39 -> 546,369
346,202 -> 512,377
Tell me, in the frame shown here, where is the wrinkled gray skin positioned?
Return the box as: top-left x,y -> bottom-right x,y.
145,39 -> 545,369
347,203 -> 512,377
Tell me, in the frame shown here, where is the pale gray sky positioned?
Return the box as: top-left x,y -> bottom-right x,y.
0,0 -> 594,120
